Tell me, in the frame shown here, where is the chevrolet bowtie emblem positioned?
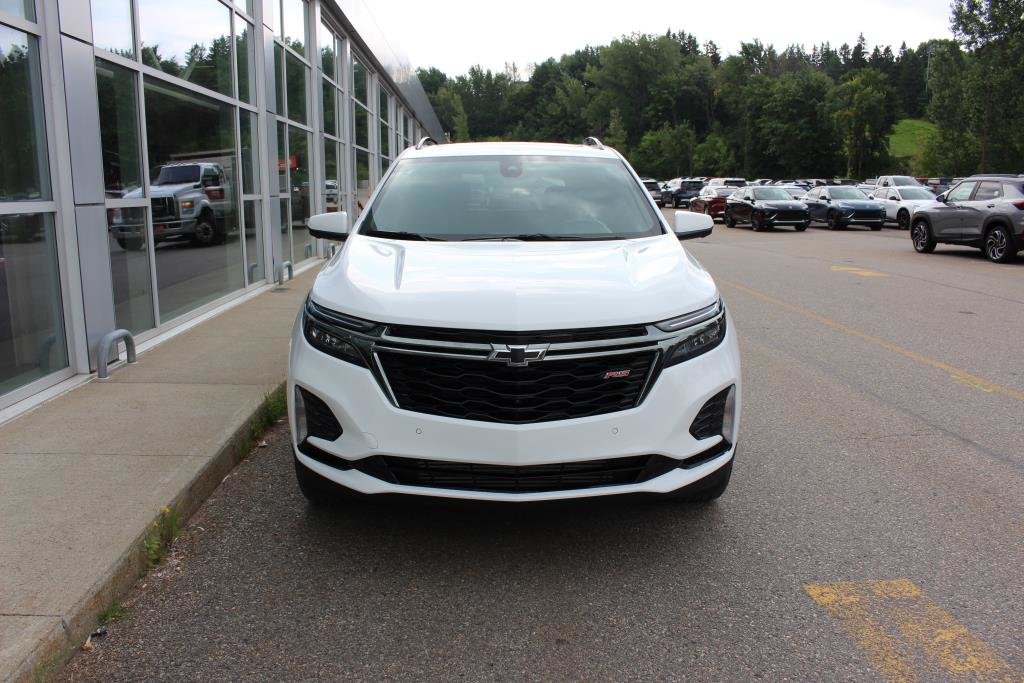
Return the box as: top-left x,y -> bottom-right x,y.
488,343 -> 549,367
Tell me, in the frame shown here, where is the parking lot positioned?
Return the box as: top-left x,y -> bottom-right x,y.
61,219 -> 1024,681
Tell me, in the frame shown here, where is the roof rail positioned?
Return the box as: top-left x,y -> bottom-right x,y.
582,137 -> 605,150
415,136 -> 438,150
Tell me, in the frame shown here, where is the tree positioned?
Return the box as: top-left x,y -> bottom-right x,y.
693,134 -> 735,177
430,87 -> 469,142
604,109 -> 629,155
829,69 -> 897,177
631,123 -> 697,178
918,41 -> 979,174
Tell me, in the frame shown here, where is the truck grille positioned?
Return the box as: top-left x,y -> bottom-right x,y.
375,349 -> 657,424
151,197 -> 176,220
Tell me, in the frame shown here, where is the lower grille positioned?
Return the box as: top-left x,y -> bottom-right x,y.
850,210 -> 882,220
362,454 -> 679,493
299,387 -> 343,441
689,387 -> 731,440
770,210 -> 807,221
151,197 -> 176,220
376,349 -> 657,424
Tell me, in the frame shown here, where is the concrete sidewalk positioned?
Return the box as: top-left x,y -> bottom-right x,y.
0,267 -> 318,682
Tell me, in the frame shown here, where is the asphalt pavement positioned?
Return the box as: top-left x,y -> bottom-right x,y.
59,218 -> 1024,682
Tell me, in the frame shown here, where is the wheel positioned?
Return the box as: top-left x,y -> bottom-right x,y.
751,213 -> 763,231
911,218 -> 936,253
897,209 -> 910,230
294,457 -> 360,506
726,211 -> 737,228
983,224 -> 1016,263
672,196 -> 679,209
795,221 -> 809,232
827,211 -> 841,230
190,214 -> 219,246
671,460 -> 732,504
117,237 -> 145,251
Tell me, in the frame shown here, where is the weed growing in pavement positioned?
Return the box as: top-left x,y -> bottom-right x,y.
97,599 -> 126,625
236,384 -> 288,457
142,505 -> 180,565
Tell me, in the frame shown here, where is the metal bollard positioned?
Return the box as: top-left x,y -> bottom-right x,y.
305,243 -> 314,259
275,260 -> 293,285
248,262 -> 259,283
96,329 -> 137,379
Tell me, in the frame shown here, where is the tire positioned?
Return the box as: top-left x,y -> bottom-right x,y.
671,460 -> 732,504
897,209 -> 910,231
117,237 -> 145,251
911,218 -> 936,253
294,457 -> 360,506
983,224 -> 1017,263
751,213 -> 763,232
795,221 -> 809,232
190,213 -> 219,247
672,196 -> 679,209
827,211 -> 841,230
726,211 -> 737,228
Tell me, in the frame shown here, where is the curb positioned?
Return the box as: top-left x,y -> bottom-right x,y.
8,383 -> 287,683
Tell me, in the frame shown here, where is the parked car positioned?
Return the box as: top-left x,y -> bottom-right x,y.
725,186 -> 810,231
870,186 -> 936,229
113,162 -> 233,249
662,178 -> 705,208
909,174 -> 1024,262
708,177 -> 746,188
290,140 -> 740,504
641,177 -> 664,206
802,186 -> 886,230
875,175 -> 923,189
777,185 -> 809,199
690,185 -> 739,220
750,178 -> 773,186
924,177 -> 955,196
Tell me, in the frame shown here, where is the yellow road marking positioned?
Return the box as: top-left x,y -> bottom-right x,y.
831,264 -> 889,277
719,278 -> 1024,402
805,579 -> 1022,682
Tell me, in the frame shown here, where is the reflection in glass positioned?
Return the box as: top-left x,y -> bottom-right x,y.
233,0 -> 253,14
143,77 -> 243,322
352,59 -> 366,104
236,20 -> 255,103
0,26 -> 50,202
239,110 -> 259,195
380,121 -> 390,158
139,0 -> 232,96
277,120 -> 288,194
96,59 -> 142,198
91,0 -> 135,57
355,148 -> 370,216
278,197 -> 290,264
288,126 -> 313,261
281,0 -> 306,55
285,51 -> 307,124
243,200 -> 264,283
318,22 -> 335,79
0,0 -> 33,21
322,79 -> 336,137
274,45 -> 284,115
0,214 -> 68,396
106,207 -> 155,333
353,103 -> 368,148
379,88 -> 388,123
323,139 -> 338,213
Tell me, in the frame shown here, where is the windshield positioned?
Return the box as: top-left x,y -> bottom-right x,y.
753,187 -> 794,200
830,187 -> 868,200
891,176 -> 920,186
643,181 -> 661,191
682,181 -> 703,190
898,188 -> 935,200
361,155 -> 663,241
714,188 -> 736,197
781,188 -> 804,198
153,165 -> 200,185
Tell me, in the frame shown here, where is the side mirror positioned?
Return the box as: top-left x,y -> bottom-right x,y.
935,193 -> 947,203
890,196 -> 899,201
673,210 -> 713,240
308,210 -> 349,240
823,196 -> 831,202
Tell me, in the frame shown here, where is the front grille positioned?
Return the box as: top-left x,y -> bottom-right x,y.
151,197 -> 176,220
376,349 -> 657,424
770,210 -> 807,221
385,324 -> 647,345
358,454 -> 679,493
299,387 -> 343,441
689,387 -> 731,439
851,210 -> 882,220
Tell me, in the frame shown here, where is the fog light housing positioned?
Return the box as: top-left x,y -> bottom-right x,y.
721,385 -> 737,442
293,385 -> 308,443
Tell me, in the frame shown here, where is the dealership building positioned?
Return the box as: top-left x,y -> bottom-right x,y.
0,0 -> 443,414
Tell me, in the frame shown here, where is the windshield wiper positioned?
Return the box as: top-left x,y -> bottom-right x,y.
463,233 -> 628,242
361,229 -> 445,241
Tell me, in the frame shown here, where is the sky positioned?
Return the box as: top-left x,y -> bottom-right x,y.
376,0 -> 954,77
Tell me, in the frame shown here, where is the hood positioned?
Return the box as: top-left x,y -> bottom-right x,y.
899,199 -> 935,210
834,200 -> 883,210
755,200 -> 807,210
124,183 -> 197,199
311,234 -> 719,330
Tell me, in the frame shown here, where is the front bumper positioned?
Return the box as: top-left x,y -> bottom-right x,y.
288,311 -> 742,502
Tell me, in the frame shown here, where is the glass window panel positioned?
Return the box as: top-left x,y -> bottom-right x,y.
318,22 -> 335,79
143,77 -> 243,321
106,206 -> 155,334
274,44 -> 284,115
233,0 -> 253,14
243,200 -> 264,283
354,148 -> 369,215
278,197 -> 290,263
139,0 -> 232,97
96,59 -> 142,199
353,103 -> 368,148
381,156 -> 389,175
379,88 -> 388,122
239,110 -> 258,195
352,59 -> 367,104
0,27 -> 50,202
91,0 -> 135,58
321,79 -> 336,137
0,0 -> 33,21
288,126 -> 312,261
236,19 -> 255,104
379,121 -> 390,158
322,138 -> 337,212
0,214 -> 68,396
276,119 -> 287,194
271,0 -> 280,35
281,0 -> 306,56
285,51 -> 307,125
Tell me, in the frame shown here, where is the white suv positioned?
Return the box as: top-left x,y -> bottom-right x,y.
288,140 -> 741,503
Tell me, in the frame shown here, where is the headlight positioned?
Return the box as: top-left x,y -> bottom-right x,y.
181,200 -> 194,209
656,300 -> 727,368
302,297 -> 379,368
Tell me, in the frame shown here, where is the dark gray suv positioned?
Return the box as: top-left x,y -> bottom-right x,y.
910,174 -> 1024,263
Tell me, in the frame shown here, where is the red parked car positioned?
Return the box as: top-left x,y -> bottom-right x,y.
689,186 -> 739,220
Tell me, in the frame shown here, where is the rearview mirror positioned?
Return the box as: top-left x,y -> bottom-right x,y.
308,210 -> 349,240
673,211 -> 713,240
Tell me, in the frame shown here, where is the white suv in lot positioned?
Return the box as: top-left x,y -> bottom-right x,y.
288,140 -> 741,503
